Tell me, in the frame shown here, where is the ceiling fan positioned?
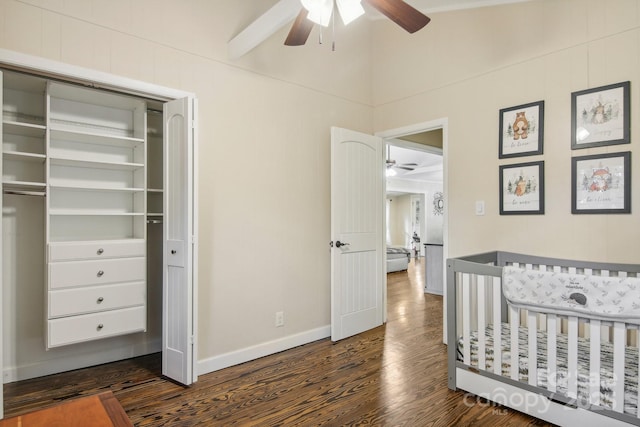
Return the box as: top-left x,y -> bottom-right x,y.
284,0 -> 431,46
386,146 -> 417,176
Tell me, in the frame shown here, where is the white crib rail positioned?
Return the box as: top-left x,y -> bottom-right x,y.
447,251 -> 640,425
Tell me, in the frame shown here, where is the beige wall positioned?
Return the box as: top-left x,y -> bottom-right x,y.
387,194 -> 412,247
373,0 -> 640,264
0,0 -> 373,367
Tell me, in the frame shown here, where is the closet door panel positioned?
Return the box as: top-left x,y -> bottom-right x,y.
49,257 -> 145,289
163,96 -> 195,385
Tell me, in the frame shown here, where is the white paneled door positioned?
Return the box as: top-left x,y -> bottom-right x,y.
330,127 -> 385,341
163,97 -> 197,385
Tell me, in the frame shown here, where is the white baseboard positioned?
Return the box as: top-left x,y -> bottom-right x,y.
3,338 -> 161,383
197,325 -> 331,375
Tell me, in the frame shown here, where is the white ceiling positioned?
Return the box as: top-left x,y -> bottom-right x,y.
387,145 -> 442,183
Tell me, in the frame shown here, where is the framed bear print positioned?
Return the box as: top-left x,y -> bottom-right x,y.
571,81 -> 630,149
499,100 -> 544,158
499,160 -> 545,215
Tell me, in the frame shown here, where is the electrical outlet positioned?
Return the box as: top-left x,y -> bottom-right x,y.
275,311 -> 284,327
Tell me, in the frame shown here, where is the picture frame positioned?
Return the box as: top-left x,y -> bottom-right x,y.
571,81 -> 630,149
499,100 -> 544,158
499,160 -> 545,215
571,152 -> 631,214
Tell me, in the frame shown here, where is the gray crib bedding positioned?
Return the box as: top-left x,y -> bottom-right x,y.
458,323 -> 639,415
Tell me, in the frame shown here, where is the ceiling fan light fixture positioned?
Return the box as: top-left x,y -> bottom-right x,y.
336,0 -> 365,25
301,0 -> 334,27
386,168 -> 397,177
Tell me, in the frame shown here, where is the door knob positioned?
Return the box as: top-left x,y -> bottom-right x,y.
335,241 -> 350,248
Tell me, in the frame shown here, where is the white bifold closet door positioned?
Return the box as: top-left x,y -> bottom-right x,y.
0,69 -> 4,419
163,97 -> 197,385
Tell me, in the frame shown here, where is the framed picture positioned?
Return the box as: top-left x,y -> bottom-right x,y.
499,100 -> 544,158
571,152 -> 630,214
571,81 -> 630,149
499,161 -> 545,215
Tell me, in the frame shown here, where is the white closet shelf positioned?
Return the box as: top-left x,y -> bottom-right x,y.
49,210 -> 145,216
147,212 -> 163,217
50,126 -> 144,148
50,157 -> 144,171
50,184 -> 144,193
3,150 -> 46,162
3,120 -> 46,137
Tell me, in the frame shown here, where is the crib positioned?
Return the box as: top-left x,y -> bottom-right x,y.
447,251 -> 640,426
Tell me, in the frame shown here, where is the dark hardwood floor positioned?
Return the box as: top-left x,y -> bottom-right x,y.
4,258 -> 553,426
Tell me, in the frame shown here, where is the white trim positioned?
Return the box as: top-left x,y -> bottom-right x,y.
197,326 -> 331,375
0,48 -> 193,100
376,118 -> 449,343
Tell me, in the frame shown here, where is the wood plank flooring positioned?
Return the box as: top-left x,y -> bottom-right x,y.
4,258 -> 553,426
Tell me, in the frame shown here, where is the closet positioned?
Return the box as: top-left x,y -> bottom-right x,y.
0,60 -> 196,419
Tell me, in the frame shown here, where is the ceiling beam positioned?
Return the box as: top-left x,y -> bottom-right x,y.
228,0 -> 301,60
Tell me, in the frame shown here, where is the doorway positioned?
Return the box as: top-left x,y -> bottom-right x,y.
376,118 -> 448,342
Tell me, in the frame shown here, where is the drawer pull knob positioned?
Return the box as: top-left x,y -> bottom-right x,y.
97,324 -> 104,330
97,297 -> 104,303
97,248 -> 104,255
171,250 -> 177,254
97,270 -> 104,277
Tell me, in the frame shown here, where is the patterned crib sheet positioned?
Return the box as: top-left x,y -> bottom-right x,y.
457,323 -> 639,415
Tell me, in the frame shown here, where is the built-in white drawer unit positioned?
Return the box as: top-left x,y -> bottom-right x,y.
48,281 -> 146,318
47,306 -> 146,348
48,257 -> 145,289
48,239 -> 145,261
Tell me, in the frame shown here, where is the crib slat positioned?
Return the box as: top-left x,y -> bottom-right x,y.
589,320 -> 601,407
567,316 -> 578,399
527,311 -> 537,386
462,273 -> 471,365
477,276 -> 486,370
510,306 -> 519,380
613,322 -> 625,413
637,330 -> 640,418
547,314 -> 557,393
493,277 -> 502,376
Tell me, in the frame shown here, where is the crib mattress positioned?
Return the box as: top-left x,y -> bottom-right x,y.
458,323 -> 639,415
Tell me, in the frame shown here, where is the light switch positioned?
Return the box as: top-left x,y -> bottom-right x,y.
475,200 -> 485,216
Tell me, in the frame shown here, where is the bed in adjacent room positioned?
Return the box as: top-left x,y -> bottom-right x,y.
386,247 -> 411,273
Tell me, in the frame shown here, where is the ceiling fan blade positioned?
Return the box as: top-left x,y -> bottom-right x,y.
284,9 -> 315,46
400,162 -> 418,166
363,0 -> 430,33
397,166 -> 415,171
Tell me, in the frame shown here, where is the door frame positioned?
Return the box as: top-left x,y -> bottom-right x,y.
375,118 -> 449,343
0,48 -> 199,409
